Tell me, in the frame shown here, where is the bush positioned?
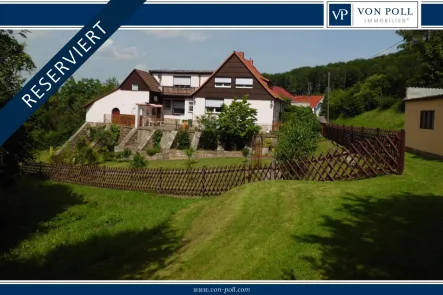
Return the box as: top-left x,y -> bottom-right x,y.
241,147 -> 250,162
91,125 -> 120,150
99,146 -> 114,162
264,138 -> 272,148
176,129 -> 191,150
122,148 -> 132,160
282,106 -> 322,134
184,147 -> 197,169
218,95 -> 261,151
130,152 -> 147,168
378,96 -> 398,110
146,146 -> 161,156
152,130 -> 163,148
196,113 -> 219,150
75,146 -> 99,165
275,118 -> 318,161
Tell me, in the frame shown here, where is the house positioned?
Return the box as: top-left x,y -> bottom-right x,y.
192,51 -> 289,132
83,69 -> 212,126
404,87 -> 443,159
84,51 -> 292,133
291,95 -> 324,116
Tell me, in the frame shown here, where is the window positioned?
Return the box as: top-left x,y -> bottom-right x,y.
173,76 -> 191,88
132,83 -> 138,91
235,77 -> 253,88
188,101 -> 194,113
215,77 -> 232,88
205,99 -> 224,114
420,110 -> 435,130
173,100 -> 185,115
164,100 -> 171,110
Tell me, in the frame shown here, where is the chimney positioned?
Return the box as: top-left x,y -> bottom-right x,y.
249,58 -> 253,65
237,51 -> 244,58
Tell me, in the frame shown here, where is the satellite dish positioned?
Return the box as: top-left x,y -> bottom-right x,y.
153,96 -> 158,102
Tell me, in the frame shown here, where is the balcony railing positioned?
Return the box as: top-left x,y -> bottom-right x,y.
160,86 -> 198,96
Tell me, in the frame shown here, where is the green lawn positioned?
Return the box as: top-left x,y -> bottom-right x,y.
334,106 -> 404,130
2,152 -> 443,280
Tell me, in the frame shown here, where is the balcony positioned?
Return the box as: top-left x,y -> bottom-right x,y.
160,86 -> 198,96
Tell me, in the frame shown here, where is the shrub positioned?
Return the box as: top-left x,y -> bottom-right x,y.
146,146 -> 161,156
264,138 -> 272,148
122,148 -> 132,160
152,130 -> 163,148
130,152 -> 147,168
184,147 -> 197,169
75,146 -> 99,165
241,147 -> 250,162
218,95 -> 260,151
75,136 -> 89,150
196,113 -> 219,150
91,125 -> 119,150
100,146 -> 114,162
176,129 -> 191,150
275,118 -> 318,161
378,96 -> 398,110
114,152 -> 124,162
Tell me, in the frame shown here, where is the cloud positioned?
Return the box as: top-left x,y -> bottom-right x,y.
95,39 -> 146,60
145,30 -> 211,42
134,63 -> 148,71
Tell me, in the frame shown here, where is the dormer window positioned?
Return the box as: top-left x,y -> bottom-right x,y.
235,78 -> 253,89
215,77 -> 232,88
132,83 -> 139,91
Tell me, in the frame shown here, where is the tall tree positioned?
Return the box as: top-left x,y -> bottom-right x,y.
0,30 -> 36,186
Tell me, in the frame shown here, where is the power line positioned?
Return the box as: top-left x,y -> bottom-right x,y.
369,40 -> 403,59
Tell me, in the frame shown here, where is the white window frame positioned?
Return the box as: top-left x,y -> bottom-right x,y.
235,77 -> 253,89
132,83 -> 139,91
173,76 -> 191,89
172,100 -> 185,115
164,100 -> 171,110
214,77 -> 232,88
188,101 -> 194,113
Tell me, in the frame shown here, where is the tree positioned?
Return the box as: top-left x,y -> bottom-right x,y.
0,30 -> 36,187
283,105 -> 322,134
196,112 -> 219,150
275,115 -> 318,161
217,95 -> 260,150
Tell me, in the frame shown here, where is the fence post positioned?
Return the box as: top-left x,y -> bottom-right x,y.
398,129 -> 406,174
243,163 -> 247,184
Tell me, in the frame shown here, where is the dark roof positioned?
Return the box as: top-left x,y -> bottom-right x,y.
83,69 -> 161,108
192,51 -> 288,101
149,69 -> 213,74
132,69 -> 161,92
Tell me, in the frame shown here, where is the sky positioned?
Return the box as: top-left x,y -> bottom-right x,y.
19,30 -> 403,83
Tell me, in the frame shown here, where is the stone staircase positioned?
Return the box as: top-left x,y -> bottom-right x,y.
190,131 -> 201,150
118,126 -> 133,145
160,130 -> 178,150
55,122 -> 90,156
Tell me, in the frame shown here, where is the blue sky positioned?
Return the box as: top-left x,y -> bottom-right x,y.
20,30 -> 403,82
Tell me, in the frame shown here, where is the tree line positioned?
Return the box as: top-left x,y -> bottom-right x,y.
263,31 -> 443,120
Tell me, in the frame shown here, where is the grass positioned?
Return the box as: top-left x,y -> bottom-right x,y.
334,106 -> 404,130
2,152 -> 443,280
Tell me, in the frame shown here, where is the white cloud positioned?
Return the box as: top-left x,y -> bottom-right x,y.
95,38 -> 146,60
134,63 -> 148,71
145,30 -> 211,42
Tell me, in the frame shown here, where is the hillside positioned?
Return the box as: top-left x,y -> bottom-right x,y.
333,105 -> 404,130
3,153 -> 443,280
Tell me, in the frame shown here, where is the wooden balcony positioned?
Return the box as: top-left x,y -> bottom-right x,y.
160,86 -> 198,96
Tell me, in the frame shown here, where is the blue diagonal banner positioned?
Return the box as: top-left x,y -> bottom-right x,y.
0,0 -> 146,146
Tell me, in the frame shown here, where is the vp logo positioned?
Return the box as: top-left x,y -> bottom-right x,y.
329,3 -> 352,26
332,9 -> 348,20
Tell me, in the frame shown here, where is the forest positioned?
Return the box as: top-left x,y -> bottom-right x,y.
263,30 -> 443,119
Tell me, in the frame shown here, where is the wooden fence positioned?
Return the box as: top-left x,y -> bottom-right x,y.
322,123 -> 405,174
21,162 -> 280,197
104,114 -> 136,127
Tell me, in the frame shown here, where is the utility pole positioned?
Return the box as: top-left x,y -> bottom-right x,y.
327,72 -> 331,123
